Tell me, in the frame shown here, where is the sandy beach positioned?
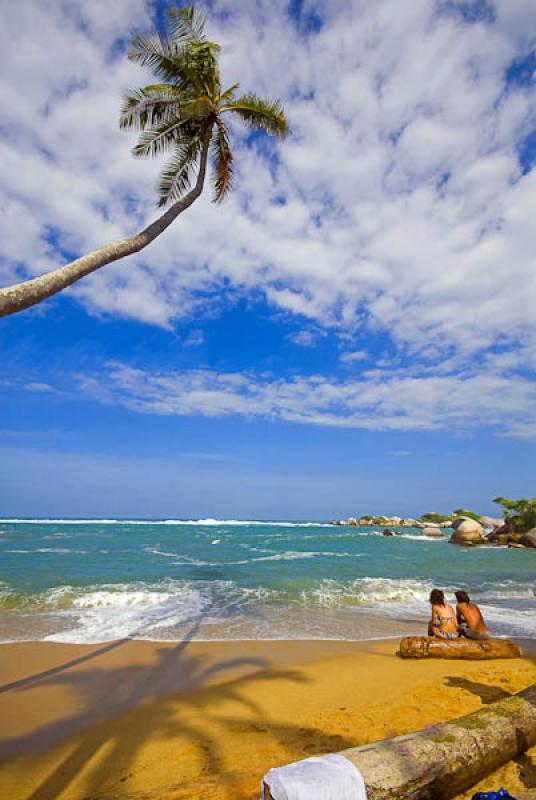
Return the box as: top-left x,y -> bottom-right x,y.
1,638 -> 535,800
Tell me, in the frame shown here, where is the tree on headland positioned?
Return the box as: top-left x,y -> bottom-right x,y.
0,6 -> 289,319
494,496 -> 536,531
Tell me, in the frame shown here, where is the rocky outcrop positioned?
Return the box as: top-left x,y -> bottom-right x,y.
449,519 -> 485,546
480,515 -> 502,529
382,528 -> 395,536
346,517 -> 358,526
520,528 -> 536,548
451,516 -> 478,531
422,526 -> 443,537
486,525 -> 524,546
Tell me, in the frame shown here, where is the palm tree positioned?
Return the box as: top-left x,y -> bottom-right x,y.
0,6 -> 289,319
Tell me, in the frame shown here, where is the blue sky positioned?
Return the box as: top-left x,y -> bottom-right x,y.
0,0 -> 535,519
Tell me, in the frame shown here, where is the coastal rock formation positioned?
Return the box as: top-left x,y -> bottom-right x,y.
346,517 -> 358,526
449,519 -> 485,546
486,526 -> 524,546
451,516 -> 481,532
382,529 -> 395,536
422,526 -> 443,537
520,528 -> 536,548
480,515 -> 502,529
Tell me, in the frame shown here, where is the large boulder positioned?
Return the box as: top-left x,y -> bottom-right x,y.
520,528 -> 536,548
450,519 -> 485,546
423,526 -> 443,538
453,518 -> 483,534
451,516 -> 481,531
480,516 -> 502,530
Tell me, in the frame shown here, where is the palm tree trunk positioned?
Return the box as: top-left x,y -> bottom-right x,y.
400,636 -> 521,659
263,681 -> 536,800
0,134 -> 211,319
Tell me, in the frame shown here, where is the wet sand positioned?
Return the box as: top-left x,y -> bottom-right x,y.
1,637 -> 535,799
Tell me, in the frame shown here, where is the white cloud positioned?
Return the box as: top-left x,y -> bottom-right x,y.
75,359 -> 536,439
0,0 -> 535,382
24,382 -> 56,393
288,330 -> 315,347
184,329 -> 205,347
340,350 -> 368,364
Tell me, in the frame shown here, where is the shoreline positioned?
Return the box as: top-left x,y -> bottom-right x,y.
2,631 -> 536,645
1,637 -> 536,799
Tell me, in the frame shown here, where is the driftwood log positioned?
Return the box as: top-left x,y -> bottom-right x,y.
400,636 -> 521,660
263,682 -> 536,800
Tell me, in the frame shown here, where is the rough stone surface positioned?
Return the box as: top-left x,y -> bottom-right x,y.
520,528 -> 536,548
480,515 -> 502,529
453,519 -> 484,535
422,526 -> 443,537
486,529 -> 523,545
450,519 -> 485,546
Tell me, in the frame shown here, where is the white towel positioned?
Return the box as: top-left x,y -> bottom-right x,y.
261,753 -> 367,800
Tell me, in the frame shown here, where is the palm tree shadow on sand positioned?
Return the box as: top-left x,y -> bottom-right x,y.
0,610 -> 359,800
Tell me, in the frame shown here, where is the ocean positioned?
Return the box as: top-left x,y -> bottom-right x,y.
0,519 -> 535,644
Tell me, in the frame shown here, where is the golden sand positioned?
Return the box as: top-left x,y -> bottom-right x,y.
0,638 -> 535,799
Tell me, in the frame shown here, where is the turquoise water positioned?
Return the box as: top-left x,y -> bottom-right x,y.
0,519 -> 535,642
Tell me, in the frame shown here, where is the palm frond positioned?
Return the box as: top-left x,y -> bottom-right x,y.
222,92 -> 289,138
180,95 -> 215,119
167,6 -> 207,45
122,5 -> 290,209
119,85 -> 182,131
158,136 -> 203,206
211,119 -> 233,203
181,41 -> 221,96
218,83 -> 240,105
132,116 -> 189,158
128,33 -> 185,84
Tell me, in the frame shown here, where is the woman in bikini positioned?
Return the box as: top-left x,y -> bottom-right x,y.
427,588 -> 459,639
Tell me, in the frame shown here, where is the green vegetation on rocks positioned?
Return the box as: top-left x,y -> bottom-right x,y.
494,497 -> 536,532
452,508 -> 481,522
420,512 -> 452,524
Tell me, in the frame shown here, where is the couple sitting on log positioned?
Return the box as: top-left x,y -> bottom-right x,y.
428,588 -> 489,641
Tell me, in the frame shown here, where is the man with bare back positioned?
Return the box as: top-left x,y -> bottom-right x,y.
455,590 -> 490,640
